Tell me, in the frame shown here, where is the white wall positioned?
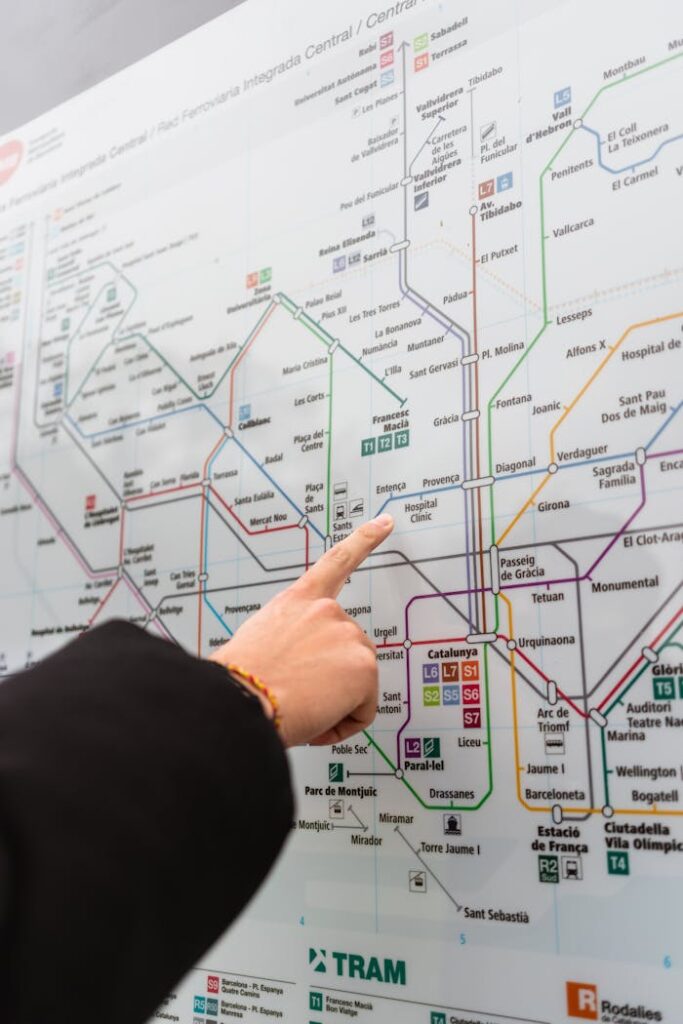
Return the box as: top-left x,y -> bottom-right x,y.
1,0 -> 246,134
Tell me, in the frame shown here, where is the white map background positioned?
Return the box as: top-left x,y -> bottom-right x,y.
0,1 -> 681,1021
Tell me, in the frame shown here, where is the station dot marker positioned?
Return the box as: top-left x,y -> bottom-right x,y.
573,117 -> 583,129
469,204 -> 478,216
403,639 -> 412,649
507,639 -> 517,651
602,804 -> 614,819
548,462 -> 558,474
395,769 -> 404,780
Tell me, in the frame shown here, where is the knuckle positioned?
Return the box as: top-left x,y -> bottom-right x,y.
356,521 -> 379,546
326,544 -> 353,573
317,596 -> 341,617
358,645 -> 378,672
343,621 -> 362,641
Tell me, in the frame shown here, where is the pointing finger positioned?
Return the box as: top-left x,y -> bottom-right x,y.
295,514 -> 394,598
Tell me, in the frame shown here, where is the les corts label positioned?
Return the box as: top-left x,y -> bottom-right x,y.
0,139 -> 23,186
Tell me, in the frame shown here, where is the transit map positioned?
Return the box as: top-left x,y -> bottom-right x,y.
0,0 -> 682,1021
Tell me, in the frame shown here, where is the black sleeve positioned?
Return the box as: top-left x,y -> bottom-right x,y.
0,620 -> 293,1024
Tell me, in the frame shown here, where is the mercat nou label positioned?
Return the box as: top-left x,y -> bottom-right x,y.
309,948 -> 406,985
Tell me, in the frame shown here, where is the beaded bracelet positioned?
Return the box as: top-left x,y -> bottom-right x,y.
225,662 -> 282,732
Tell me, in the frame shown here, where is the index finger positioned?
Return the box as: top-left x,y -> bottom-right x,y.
295,514 -> 394,598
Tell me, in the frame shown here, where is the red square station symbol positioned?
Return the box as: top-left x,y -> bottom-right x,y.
207,975 -> 220,994
462,684 -> 480,705
566,982 -> 598,1020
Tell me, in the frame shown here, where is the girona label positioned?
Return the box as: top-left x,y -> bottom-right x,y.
0,139 -> 23,186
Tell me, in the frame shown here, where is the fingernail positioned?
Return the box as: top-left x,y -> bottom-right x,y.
372,513 -> 394,528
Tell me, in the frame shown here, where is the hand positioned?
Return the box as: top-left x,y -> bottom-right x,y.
209,514 -> 394,747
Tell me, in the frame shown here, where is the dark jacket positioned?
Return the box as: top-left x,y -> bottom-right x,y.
0,620 -> 293,1023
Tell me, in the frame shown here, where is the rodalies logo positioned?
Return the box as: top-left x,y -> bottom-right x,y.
309,947 -> 406,985
566,981 -> 663,1022
0,140 -> 23,186
566,983 -> 598,1020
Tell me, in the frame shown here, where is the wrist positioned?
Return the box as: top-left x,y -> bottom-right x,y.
226,670 -> 275,722
209,654 -> 282,733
